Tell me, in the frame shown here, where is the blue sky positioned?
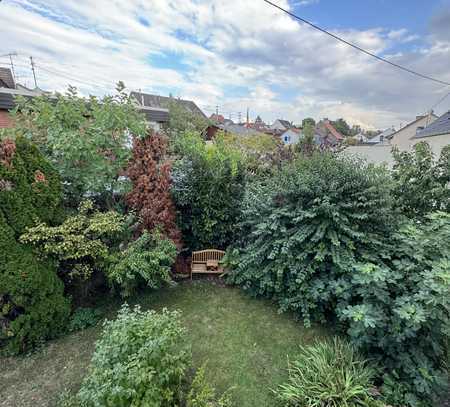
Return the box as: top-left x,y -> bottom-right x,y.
1,0 -> 450,128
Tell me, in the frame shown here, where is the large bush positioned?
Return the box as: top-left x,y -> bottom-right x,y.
77,305 -> 190,407
227,152 -> 450,405
20,200 -> 124,284
276,338 -> 382,407
338,212 -> 450,406
392,142 -> 450,218
107,230 -> 177,297
171,132 -> 246,250
0,136 -> 70,354
227,153 -> 395,325
12,83 -> 147,206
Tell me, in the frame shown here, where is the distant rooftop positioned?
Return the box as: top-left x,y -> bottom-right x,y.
0,67 -> 15,89
130,91 -> 207,119
414,111 -> 450,138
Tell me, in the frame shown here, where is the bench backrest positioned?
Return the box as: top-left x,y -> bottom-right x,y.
192,249 -> 225,263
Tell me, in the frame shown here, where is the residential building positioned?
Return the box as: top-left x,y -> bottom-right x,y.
0,68 -> 47,128
389,113 -> 438,151
411,110 -> 450,156
365,127 -> 396,144
130,91 -> 206,130
281,128 -> 302,145
315,120 -> 344,146
210,113 -> 225,123
270,119 -> 292,132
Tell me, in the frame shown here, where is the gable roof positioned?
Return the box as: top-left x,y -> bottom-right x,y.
388,113 -> 438,139
0,87 -> 46,111
0,68 -> 15,89
130,91 -> 207,119
414,111 -> 450,138
277,119 -> 291,128
324,120 -> 344,141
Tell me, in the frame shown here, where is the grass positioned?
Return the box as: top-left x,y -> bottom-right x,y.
0,280 -> 329,407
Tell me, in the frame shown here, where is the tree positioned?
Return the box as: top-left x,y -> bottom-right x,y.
171,132 -> 246,251
0,136 -> 70,354
297,122 -> 315,156
165,99 -> 209,140
302,117 -> 316,128
12,83 -> 147,207
126,132 -> 181,245
332,118 -> 351,136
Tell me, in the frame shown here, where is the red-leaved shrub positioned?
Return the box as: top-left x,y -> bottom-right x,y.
126,132 -> 181,245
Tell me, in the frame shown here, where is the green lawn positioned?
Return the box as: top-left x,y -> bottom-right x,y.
0,280 -> 329,407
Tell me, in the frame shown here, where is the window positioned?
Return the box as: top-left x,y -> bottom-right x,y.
284,135 -> 290,142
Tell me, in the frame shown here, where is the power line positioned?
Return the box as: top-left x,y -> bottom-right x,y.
262,0 -> 450,86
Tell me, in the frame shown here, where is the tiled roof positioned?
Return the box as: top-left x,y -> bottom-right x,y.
130,91 -> 207,119
324,120 -> 344,140
0,68 -> 15,89
414,111 -> 450,138
277,119 -> 291,128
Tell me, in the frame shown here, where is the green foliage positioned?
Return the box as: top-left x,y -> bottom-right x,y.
297,122 -> 316,156
187,363 -> 234,407
302,117 -> 316,128
276,338 -> 382,407
171,132 -> 246,250
12,83 -> 147,206
0,137 -> 69,355
20,200 -> 125,282
227,153 -> 395,326
165,99 -> 209,140
227,151 -> 450,405
338,212 -> 450,406
77,305 -> 190,407
331,118 -> 351,136
392,142 -> 450,217
220,131 -> 281,175
0,136 -> 63,233
107,230 -> 177,297
68,307 -> 103,332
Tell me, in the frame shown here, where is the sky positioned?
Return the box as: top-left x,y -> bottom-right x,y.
1,0 -> 450,129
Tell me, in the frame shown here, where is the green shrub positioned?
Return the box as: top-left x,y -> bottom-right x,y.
0,136 -> 69,354
392,142 -> 450,218
171,132 -> 246,250
187,363 -> 234,407
276,338 -> 382,407
227,152 -> 450,405
77,304 -> 190,407
107,230 -> 177,297
68,307 -> 102,332
20,200 -> 124,282
338,212 -> 450,406
227,153 -> 395,326
13,84 -> 147,207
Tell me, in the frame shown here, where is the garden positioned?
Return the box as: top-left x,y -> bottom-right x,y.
1,85 -> 449,407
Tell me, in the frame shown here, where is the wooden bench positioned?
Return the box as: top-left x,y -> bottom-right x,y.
191,249 -> 226,279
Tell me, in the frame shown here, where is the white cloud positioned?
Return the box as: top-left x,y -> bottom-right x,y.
1,0 -> 449,128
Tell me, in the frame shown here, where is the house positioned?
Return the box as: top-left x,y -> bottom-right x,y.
130,91 -> 206,130
315,120 -> 344,146
365,127 -> 396,145
411,110 -> 450,156
270,119 -> 292,132
389,113 -> 438,151
0,68 -> 46,128
281,128 -> 302,145
210,113 -> 225,123
0,67 -> 15,89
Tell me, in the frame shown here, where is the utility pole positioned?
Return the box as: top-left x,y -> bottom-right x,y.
215,104 -> 219,117
238,112 -> 242,124
29,56 -> 38,88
